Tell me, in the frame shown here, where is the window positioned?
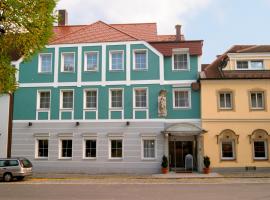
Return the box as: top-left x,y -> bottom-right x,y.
174,90 -> 191,108
8,160 -> 19,166
85,90 -> 97,109
61,90 -> 73,109
39,54 -> 52,73
85,52 -> 98,71
253,141 -> 267,159
134,50 -> 147,70
135,89 -> 147,108
61,139 -> 72,158
236,60 -> 264,70
221,141 -> 235,160
84,140 -> 96,158
110,89 -> 123,109
142,139 -> 155,159
250,92 -> 264,109
62,53 -> 75,72
110,139 -> 122,159
37,139 -> 48,158
38,91 -> 50,109
219,92 -> 232,109
250,61 -> 263,69
110,51 -> 124,70
173,53 -> 189,70
236,61 -> 248,69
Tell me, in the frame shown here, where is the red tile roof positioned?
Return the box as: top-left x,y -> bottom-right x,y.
50,21 -> 203,56
50,21 -> 138,44
150,41 -> 203,56
201,45 -> 270,79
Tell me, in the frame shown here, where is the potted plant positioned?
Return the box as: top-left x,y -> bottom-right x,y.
161,155 -> 168,174
203,156 -> 211,174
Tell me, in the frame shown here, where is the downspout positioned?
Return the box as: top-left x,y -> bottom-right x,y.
7,92 -> 14,158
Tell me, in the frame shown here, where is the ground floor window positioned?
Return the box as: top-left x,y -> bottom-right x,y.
61,139 -> 72,158
253,141 -> 267,159
37,139 -> 48,158
142,139 -> 156,159
221,141 -> 235,160
110,139 -> 122,159
84,139 -> 97,158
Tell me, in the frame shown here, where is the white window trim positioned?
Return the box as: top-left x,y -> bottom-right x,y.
60,89 -> 74,110
172,48 -> 190,71
220,140 -> 236,160
35,136 -> 49,159
141,136 -> 157,160
173,88 -> 192,109
36,90 -> 51,110
83,88 -> 98,110
38,53 -> 53,73
132,49 -> 148,71
133,87 -> 148,109
61,52 -> 76,73
250,91 -> 265,110
82,136 -> 97,160
58,137 -> 73,160
218,92 -> 233,110
84,51 -> 99,72
109,50 -> 124,71
108,137 -> 123,160
253,140 -> 268,160
109,88 -> 124,110
235,60 -> 265,70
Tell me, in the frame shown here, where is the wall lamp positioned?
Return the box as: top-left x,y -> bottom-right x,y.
126,121 -> 130,126
28,122 -> 32,127
76,122 -> 80,126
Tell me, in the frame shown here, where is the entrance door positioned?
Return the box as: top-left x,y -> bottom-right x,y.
169,141 -> 193,171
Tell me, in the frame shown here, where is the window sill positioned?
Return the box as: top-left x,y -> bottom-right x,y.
220,158 -> 236,161
173,107 -> 191,110
109,69 -> 124,72
37,109 -> 50,111
83,108 -> 97,111
60,109 -> 74,111
253,158 -> 268,161
218,108 -> 233,111
35,157 -> 48,160
250,108 -> 265,111
60,71 -> 75,73
82,157 -> 97,160
58,157 -> 72,160
172,69 -> 190,72
38,72 -> 53,74
84,69 -> 99,72
133,69 -> 148,71
142,158 -> 156,161
109,158 -> 123,160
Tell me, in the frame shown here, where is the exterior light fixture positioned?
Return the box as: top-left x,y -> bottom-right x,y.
76,122 -> 80,126
126,121 -> 130,126
28,122 -> 32,127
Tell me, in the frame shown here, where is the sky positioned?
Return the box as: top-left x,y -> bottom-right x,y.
57,0 -> 270,64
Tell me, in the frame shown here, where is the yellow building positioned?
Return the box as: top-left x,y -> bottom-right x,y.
200,45 -> 270,172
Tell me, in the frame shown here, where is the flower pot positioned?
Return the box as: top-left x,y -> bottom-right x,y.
203,167 -> 210,174
162,167 -> 168,174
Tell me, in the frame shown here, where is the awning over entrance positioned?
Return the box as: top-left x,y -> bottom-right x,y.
162,123 -> 205,136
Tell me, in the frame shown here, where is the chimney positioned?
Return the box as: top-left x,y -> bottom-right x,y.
58,10 -> 68,26
175,24 -> 181,41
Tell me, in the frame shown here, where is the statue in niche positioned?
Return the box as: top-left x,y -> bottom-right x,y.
158,90 -> 167,117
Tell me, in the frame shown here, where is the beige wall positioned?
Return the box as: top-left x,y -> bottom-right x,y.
201,79 -> 270,168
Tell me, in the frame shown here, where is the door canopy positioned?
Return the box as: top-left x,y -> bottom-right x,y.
163,123 -> 205,136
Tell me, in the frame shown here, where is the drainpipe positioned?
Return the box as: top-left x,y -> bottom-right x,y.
7,92 -> 14,158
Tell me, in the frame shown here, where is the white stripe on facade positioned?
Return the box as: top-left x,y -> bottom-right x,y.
53,47 -> 59,87
101,44 -> 106,86
77,46 -> 82,87
19,80 -> 196,88
126,44 -> 131,85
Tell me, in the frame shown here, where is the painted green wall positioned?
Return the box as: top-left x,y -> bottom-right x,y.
19,48 -> 55,83
81,46 -> 102,82
106,45 -> 126,81
58,47 -> 78,82
130,44 -> 159,80
164,55 -> 198,80
13,85 -> 200,120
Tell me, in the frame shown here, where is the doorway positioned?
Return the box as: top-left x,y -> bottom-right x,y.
169,140 -> 194,171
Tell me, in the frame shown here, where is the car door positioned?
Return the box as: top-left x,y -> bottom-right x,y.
0,160 -> 8,176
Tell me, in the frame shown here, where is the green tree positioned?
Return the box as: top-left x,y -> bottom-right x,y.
0,0 -> 57,93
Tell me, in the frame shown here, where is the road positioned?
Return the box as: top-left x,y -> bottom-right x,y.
0,179 -> 270,200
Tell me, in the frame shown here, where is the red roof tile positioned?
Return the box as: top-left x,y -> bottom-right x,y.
150,41 -> 203,56
50,21 -> 138,44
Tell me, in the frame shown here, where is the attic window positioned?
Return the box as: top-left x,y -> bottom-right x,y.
236,60 -> 263,70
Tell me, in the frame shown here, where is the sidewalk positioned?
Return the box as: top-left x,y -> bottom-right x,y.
32,171 -> 270,180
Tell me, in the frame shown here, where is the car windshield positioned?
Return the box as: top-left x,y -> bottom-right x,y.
20,159 -> 32,168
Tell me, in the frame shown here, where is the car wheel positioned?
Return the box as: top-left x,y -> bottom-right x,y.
3,173 -> 13,182
17,176 -> 25,181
